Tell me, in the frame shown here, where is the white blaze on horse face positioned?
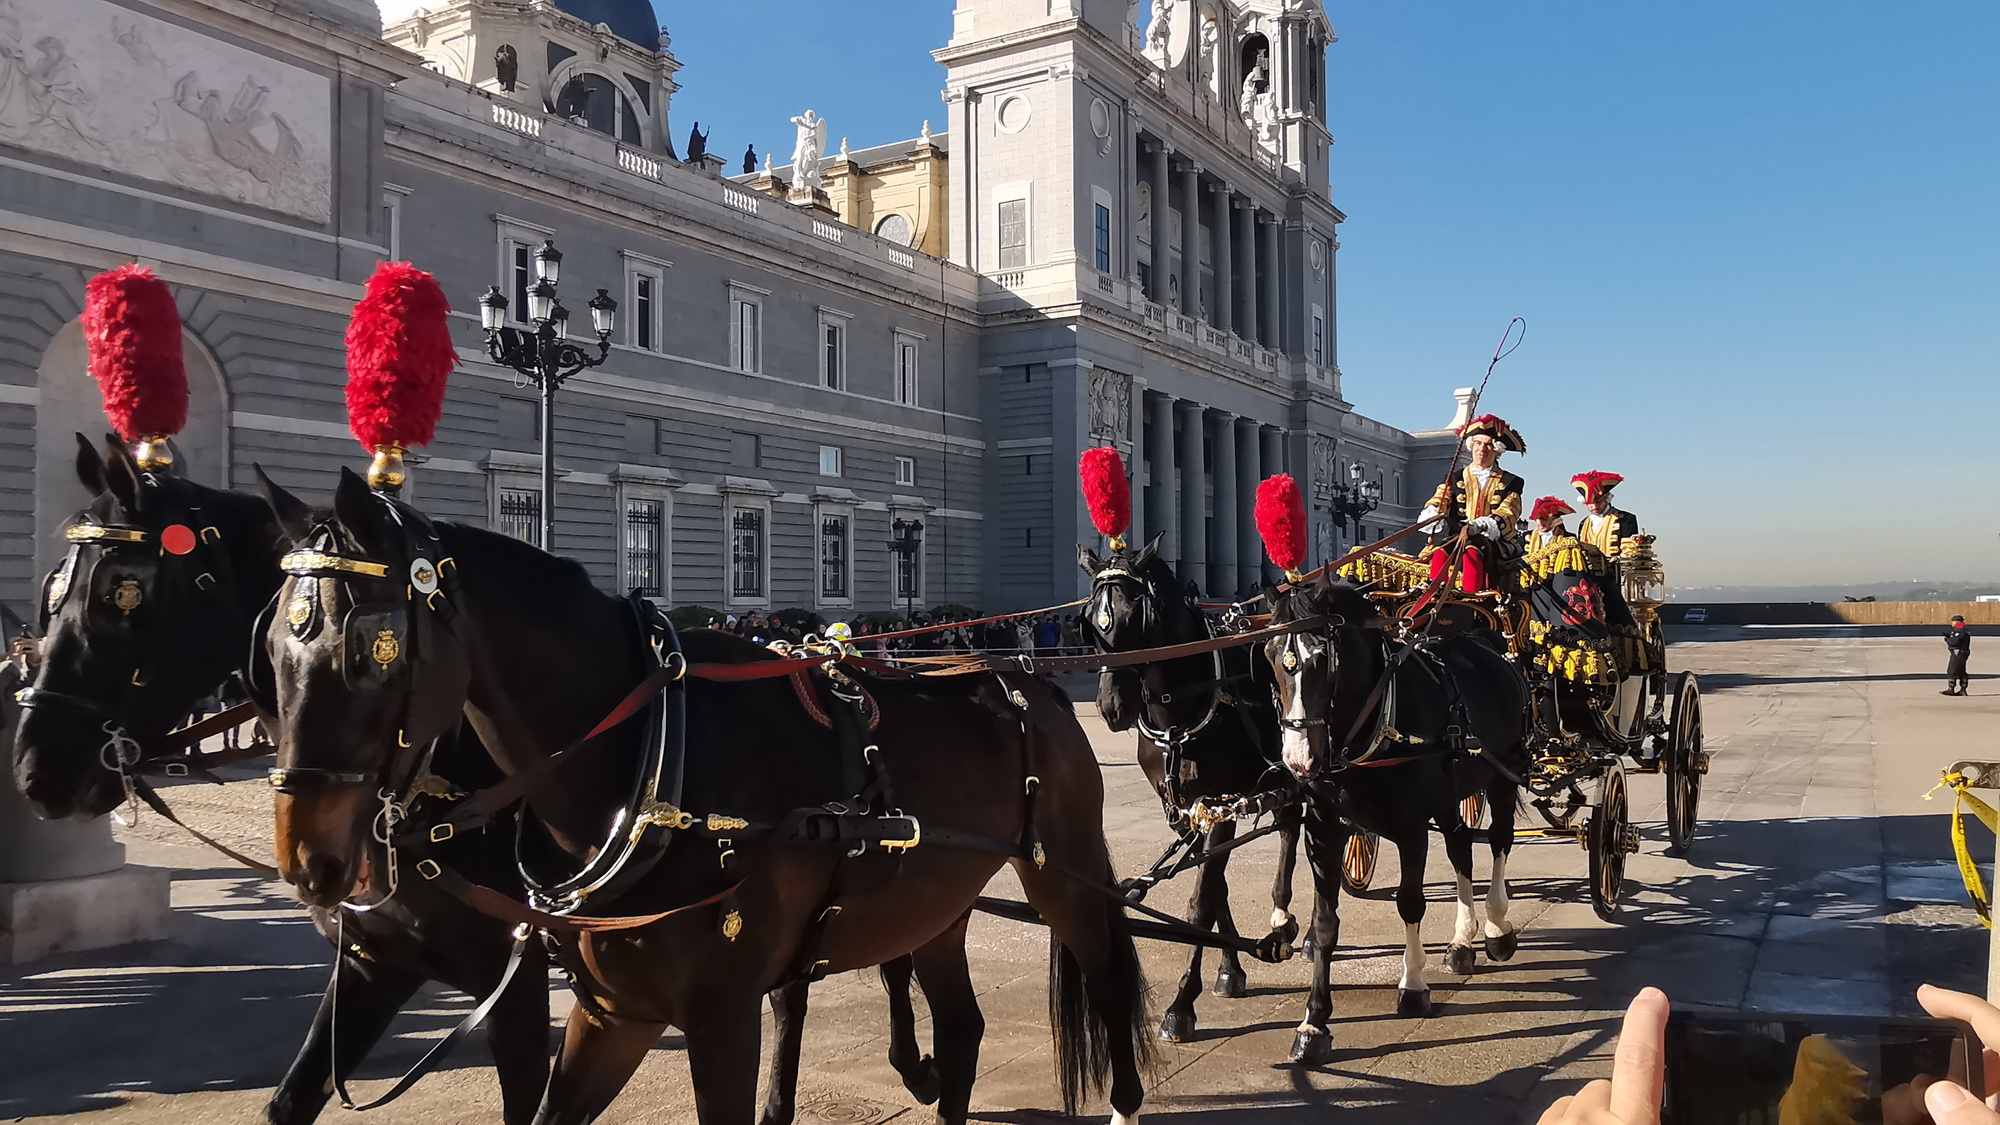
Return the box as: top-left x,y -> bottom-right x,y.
1280,669 -> 1311,777
1485,850 -> 1513,938
1399,922 -> 1427,994
1452,872 -> 1479,947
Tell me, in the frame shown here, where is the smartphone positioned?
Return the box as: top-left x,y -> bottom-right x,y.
1665,1011 -> 1983,1123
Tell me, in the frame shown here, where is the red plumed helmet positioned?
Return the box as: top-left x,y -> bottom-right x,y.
345,262 -> 456,489
82,265 -> 187,462
1079,446 -> 1131,547
1255,474 -> 1308,578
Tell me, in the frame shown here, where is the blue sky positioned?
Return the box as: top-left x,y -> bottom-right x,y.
658,2 -> 1999,587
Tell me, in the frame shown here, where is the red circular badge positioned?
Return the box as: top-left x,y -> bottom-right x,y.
161,524 -> 198,556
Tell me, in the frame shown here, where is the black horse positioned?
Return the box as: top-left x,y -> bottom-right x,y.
257,467 -> 1153,1125
1261,574 -> 1527,1063
1077,535 -> 1303,1043
10,436 -> 553,1125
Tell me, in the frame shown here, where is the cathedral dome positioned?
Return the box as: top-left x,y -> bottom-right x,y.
555,0 -> 660,48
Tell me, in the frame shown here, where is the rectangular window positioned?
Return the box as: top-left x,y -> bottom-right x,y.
1093,203 -> 1112,272
895,455 -> 915,487
635,274 -> 656,350
498,486 -> 541,547
510,242 -> 533,323
623,498 -> 665,597
894,337 -> 919,406
730,295 -> 762,373
818,445 -> 841,477
818,313 -> 847,390
730,431 -> 762,469
998,198 -> 1027,269
893,521 -> 923,602
730,508 -> 764,599
819,515 -> 849,600
1311,310 -> 1326,366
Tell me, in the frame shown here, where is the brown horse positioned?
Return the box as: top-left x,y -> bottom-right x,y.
256,467 -> 1152,1125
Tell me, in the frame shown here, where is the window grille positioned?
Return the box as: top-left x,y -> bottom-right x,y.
498,487 -> 541,546
820,516 -> 848,599
624,498 -> 664,597
731,509 -> 764,598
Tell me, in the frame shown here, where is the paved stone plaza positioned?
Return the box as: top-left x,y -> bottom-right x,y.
0,630 -> 1987,1123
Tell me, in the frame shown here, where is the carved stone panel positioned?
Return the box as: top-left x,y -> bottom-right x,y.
0,0 -> 333,221
1309,434 -> 1337,501
1087,368 -> 1132,448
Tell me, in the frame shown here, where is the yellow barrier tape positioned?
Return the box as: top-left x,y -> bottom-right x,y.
1927,771 -> 1999,928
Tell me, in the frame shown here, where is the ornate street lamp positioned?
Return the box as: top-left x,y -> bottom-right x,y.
887,518 -> 924,623
1332,461 -> 1382,547
479,239 -> 616,552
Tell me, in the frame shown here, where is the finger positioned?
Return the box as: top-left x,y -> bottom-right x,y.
1607,987 -> 1670,1124
1923,986 -> 2000,1053
1927,1079 -> 2000,1124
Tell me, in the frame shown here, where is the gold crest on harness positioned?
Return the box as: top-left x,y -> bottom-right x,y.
1095,609 -> 1111,631
287,594 -> 313,630
371,630 -> 400,667
110,578 -> 143,614
721,909 -> 743,942
45,565 -> 71,614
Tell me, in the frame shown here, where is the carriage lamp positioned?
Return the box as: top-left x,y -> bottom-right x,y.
587,288 -> 618,339
478,238 -> 618,553
478,286 -> 509,331
1622,536 -> 1666,609
533,239 -> 563,286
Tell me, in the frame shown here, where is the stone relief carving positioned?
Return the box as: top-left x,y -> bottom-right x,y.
788,108 -> 826,191
1198,10 -> 1222,105
1144,0 -> 1173,56
0,0 -> 330,221
1309,434 -> 1337,501
1087,369 -> 1132,448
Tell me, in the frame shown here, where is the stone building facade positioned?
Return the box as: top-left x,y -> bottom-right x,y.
0,0 -> 1448,622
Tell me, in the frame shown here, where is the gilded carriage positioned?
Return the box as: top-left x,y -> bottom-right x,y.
1334,534 -> 1707,918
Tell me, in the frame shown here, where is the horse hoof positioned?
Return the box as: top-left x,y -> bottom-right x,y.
1445,943 -> 1478,976
1159,1010 -> 1196,1043
901,1055 -> 942,1106
1290,1028 -> 1332,1065
1213,966 -> 1247,998
1397,989 -> 1434,1018
1485,929 -> 1519,963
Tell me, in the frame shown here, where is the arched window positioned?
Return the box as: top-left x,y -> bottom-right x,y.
551,68 -> 643,145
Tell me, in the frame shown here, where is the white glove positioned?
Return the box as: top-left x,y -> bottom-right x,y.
1470,516 -> 1501,538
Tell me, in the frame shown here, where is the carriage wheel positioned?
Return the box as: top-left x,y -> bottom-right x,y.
1461,793 -> 1487,830
1342,831 -> 1380,894
1587,764 -> 1632,922
1665,672 -> 1704,856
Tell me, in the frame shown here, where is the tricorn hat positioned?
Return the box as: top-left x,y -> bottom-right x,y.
1571,471 -> 1625,506
1458,413 -> 1526,454
1530,496 -> 1575,522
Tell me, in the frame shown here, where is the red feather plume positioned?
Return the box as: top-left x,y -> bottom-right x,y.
1255,474 -> 1307,574
81,265 -> 187,442
345,262 -> 456,452
1079,447 -> 1130,541
1530,496 -> 1574,522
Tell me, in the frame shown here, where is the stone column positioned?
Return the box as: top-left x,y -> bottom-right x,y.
1178,162 -> 1202,320
1176,399 -> 1207,586
1149,392 -> 1179,563
1127,381 -> 1148,549
1260,424 -> 1285,481
1259,214 -> 1282,349
1236,199 -> 1257,341
1211,184 -> 1234,336
1147,140 -> 1171,304
1236,416 -> 1262,586
1210,411 -> 1237,598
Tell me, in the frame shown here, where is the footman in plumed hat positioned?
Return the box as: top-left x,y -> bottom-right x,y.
1528,496 -> 1575,551
1420,413 -> 1526,592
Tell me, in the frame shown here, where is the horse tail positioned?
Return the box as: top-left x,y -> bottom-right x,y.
1046,891 -> 1154,1115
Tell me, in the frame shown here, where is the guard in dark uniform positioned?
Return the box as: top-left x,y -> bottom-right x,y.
1573,471 -> 1638,557
1944,615 -> 1972,695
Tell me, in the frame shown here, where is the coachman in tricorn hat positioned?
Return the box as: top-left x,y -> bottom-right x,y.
1421,413 -> 1526,593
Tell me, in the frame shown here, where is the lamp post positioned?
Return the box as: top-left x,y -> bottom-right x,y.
887,518 -> 923,623
1331,461 -> 1382,548
479,239 -> 617,552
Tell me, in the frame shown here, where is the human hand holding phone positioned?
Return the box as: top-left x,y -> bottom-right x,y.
1913,985 -> 2000,1123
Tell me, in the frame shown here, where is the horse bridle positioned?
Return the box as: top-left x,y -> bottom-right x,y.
19,489 -> 244,794
261,496 -> 457,908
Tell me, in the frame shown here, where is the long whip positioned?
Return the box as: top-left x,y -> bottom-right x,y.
1409,318 -> 1526,614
